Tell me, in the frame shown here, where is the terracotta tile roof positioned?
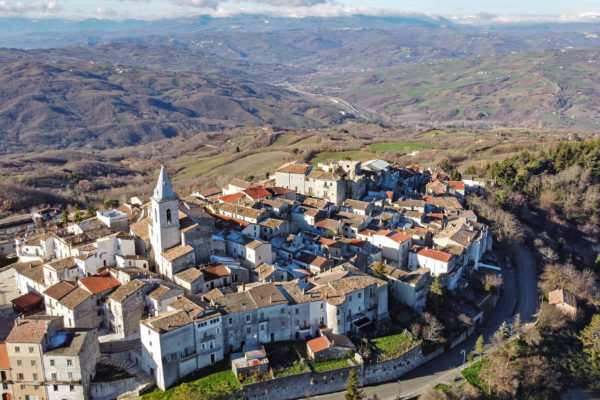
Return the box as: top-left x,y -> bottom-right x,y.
228,178 -> 251,190
45,257 -> 77,271
202,265 -> 230,277
168,295 -> 206,317
269,187 -> 295,195
202,288 -> 225,302
142,309 -> 192,333
302,198 -> 329,209
261,218 -> 286,229
315,219 -> 342,231
244,187 -> 272,200
108,279 -> 146,303
11,292 -> 44,309
448,181 -> 465,191
174,268 -> 203,283
149,284 -> 177,300
247,282 -> 288,308
0,342 -> 9,369
162,245 -> 194,262
43,281 -> 76,300
6,319 -> 51,343
79,275 -> 121,295
277,162 -> 311,174
307,336 -> 330,354
198,187 -> 222,197
246,240 -> 266,250
19,264 -> 45,285
549,289 -> 577,308
254,263 -> 277,280
130,217 -> 151,241
59,287 -> 92,310
416,247 -> 453,263
219,193 -> 245,204
342,199 -> 371,211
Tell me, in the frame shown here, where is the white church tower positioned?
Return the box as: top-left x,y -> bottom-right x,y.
150,166 -> 180,254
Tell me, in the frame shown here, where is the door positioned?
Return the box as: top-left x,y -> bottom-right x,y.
210,354 -> 215,364
270,333 -> 275,343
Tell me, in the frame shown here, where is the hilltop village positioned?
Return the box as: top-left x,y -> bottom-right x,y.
0,158 -> 496,399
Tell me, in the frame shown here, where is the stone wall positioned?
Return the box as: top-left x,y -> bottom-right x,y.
241,345 -> 447,400
91,377 -> 136,399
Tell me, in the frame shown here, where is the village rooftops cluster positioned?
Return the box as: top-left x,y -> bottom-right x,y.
1,159 -> 496,395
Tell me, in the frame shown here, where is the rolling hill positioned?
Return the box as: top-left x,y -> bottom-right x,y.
0,61 -> 351,154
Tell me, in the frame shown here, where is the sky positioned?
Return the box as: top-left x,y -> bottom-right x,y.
2,0 -> 600,21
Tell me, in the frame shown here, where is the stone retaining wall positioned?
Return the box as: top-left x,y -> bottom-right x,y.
241,345 -> 447,400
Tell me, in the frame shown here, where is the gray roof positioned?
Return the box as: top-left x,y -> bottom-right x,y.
153,166 -> 177,202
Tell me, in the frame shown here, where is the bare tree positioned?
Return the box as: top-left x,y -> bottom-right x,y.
422,312 -> 444,343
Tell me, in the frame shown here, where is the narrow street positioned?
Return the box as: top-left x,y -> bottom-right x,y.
310,244 -> 539,400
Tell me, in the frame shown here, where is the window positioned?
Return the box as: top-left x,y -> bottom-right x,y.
31,360 -> 36,366
358,292 -> 362,298
50,359 -> 55,366
67,359 -> 73,366
295,308 -> 299,315
32,373 -> 38,380
245,315 -> 250,322
53,385 -> 58,391
349,295 -> 352,301
14,346 -> 20,353
260,312 -> 264,320
52,373 -> 57,380
70,385 -> 75,392
280,308 -> 285,315
246,327 -> 251,333
228,317 -> 233,325
16,360 -> 22,366
29,346 -> 34,353
320,303 -> 324,309
17,373 -> 23,380
166,209 -> 172,224
68,372 -> 73,379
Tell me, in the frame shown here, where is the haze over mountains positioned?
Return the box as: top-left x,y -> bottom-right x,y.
2,14 -> 600,154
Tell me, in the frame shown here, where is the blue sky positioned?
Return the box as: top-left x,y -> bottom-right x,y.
2,0 -> 600,20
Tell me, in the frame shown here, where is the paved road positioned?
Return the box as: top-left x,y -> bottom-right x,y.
310,244 -> 538,400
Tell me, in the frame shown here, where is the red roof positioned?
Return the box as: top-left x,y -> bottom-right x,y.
11,292 -> 43,309
198,187 -> 222,197
407,165 -> 420,171
358,229 -> 376,236
429,213 -> 444,220
318,238 -> 339,246
448,181 -> 465,191
211,213 -> 249,228
243,187 -> 272,200
219,193 -> 244,203
417,247 -> 453,263
375,230 -> 412,243
423,195 -> 435,203
79,275 -> 121,295
307,336 -> 330,354
0,343 -> 9,369
386,191 -> 394,199
203,265 -> 230,277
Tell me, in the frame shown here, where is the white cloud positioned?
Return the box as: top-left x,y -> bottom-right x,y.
448,11 -> 600,24
173,0 -> 220,9
0,0 -> 61,14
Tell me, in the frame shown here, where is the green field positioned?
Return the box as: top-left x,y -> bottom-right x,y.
368,142 -> 437,153
310,150 -> 374,165
309,357 -> 353,372
141,360 -> 239,400
460,359 -> 489,395
372,333 -> 418,360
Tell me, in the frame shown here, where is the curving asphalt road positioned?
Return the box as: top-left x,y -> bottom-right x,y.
309,244 -> 539,400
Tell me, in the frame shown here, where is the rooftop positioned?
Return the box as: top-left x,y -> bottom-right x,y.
79,275 -> 121,295
108,279 -> 146,303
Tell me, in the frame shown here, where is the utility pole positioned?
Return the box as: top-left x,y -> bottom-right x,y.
461,349 -> 466,367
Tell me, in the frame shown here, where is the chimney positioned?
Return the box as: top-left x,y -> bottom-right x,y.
242,282 -> 246,292
269,295 -> 273,303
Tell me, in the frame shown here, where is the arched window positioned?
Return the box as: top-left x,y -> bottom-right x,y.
166,209 -> 172,224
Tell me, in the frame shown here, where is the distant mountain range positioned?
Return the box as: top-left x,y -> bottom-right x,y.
2,15 -> 600,154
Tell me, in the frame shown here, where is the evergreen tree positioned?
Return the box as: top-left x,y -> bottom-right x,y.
494,321 -> 509,343
475,335 -> 485,361
345,369 -> 365,400
59,209 -> 69,225
580,314 -> 600,365
85,203 -> 98,219
430,277 -> 443,296
512,313 -> 522,338
373,262 -> 387,279
73,204 -> 82,223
